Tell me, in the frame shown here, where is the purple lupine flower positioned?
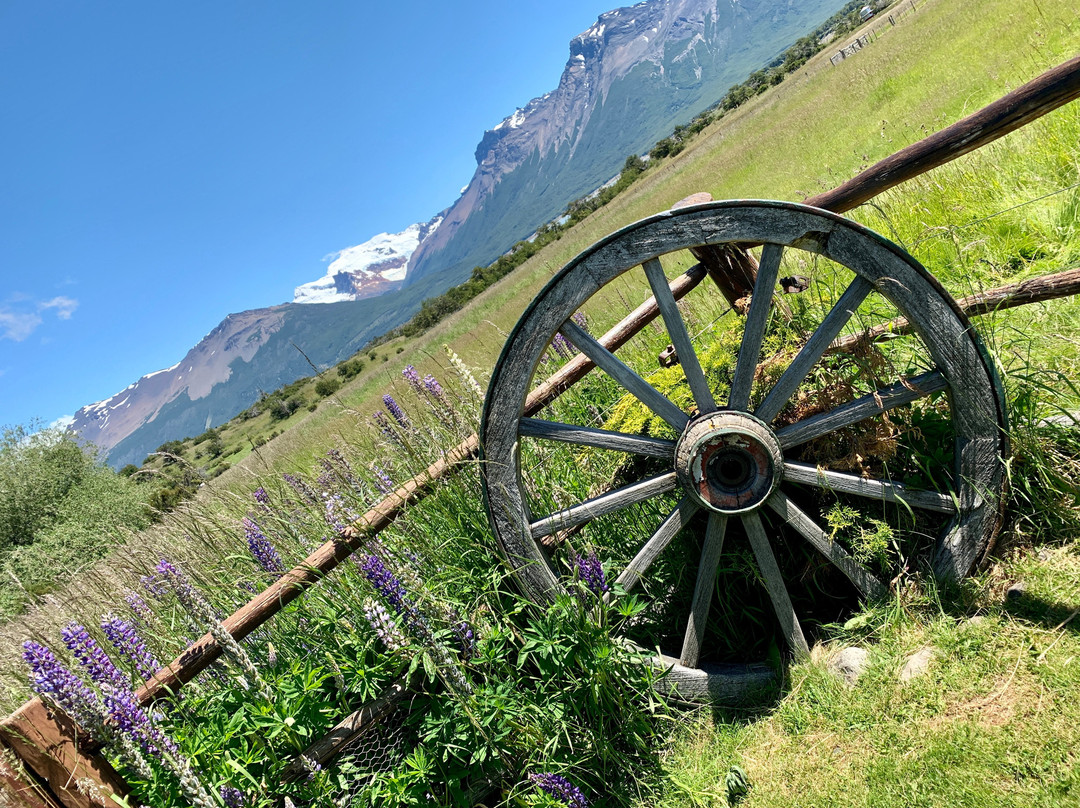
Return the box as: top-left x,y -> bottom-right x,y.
362,599 -> 407,651
101,614 -> 160,682
124,590 -> 153,623
22,641 -> 102,732
316,471 -> 335,493
552,332 -> 574,359
253,487 -> 269,504
422,374 -> 447,405
359,554 -> 412,616
61,623 -> 129,692
300,754 -> 323,780
323,494 -> 356,533
402,365 -> 422,393
571,550 -> 609,596
529,773 -> 589,808
283,472 -> 318,505
571,311 -> 589,331
373,411 -> 393,436
102,685 -> 181,761
220,786 -> 246,808
141,573 -> 166,599
243,517 -> 285,575
383,394 -> 409,428
453,620 -> 477,658
327,448 -> 351,470
372,464 -> 394,495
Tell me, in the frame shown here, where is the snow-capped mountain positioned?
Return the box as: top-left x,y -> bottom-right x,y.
294,216 -> 442,304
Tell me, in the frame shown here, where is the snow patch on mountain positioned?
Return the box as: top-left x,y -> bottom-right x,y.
293,217 -> 442,304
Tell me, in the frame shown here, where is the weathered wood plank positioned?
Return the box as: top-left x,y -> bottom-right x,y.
518,418 -> 675,458
529,473 -> 679,540
614,498 -> 700,593
782,461 -> 956,513
766,490 -> 887,599
729,243 -> 784,410
776,369 -> 948,449
755,276 -> 873,423
642,257 -> 717,412
679,513 -> 729,667
560,319 -> 690,431
742,512 -> 809,658
0,701 -> 129,808
0,737 -> 61,808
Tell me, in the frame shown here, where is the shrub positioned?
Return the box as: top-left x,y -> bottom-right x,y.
314,377 -> 342,397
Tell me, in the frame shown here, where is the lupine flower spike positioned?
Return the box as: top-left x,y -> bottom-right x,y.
571,549 -> 609,596
243,517 -> 286,575
529,773 -> 589,808
101,614 -> 160,682
155,559 -> 274,702
402,365 -> 422,393
61,623 -> 130,691
383,394 -> 409,427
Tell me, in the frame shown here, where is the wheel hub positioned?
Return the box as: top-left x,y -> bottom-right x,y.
675,411 -> 783,513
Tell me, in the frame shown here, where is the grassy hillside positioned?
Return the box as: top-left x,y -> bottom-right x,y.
4,0 -> 1080,805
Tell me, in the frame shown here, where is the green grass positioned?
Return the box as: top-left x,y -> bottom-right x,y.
4,0 -> 1080,805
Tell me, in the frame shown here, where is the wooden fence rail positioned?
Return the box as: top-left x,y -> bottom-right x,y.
3,51 -> 1080,808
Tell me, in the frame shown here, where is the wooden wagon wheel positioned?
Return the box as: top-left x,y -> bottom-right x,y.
480,200 -> 1007,702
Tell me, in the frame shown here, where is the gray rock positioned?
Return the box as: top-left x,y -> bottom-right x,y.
828,646 -> 870,686
900,647 -> 935,682
1006,581 -> 1027,601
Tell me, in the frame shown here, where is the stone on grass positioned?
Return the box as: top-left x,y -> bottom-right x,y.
900,647 -> 935,682
828,646 -> 869,687
1005,581 -> 1027,601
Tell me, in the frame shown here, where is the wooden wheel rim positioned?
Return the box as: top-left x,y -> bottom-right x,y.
480,200 -> 1007,701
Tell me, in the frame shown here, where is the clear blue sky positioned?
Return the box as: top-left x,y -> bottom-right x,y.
0,1 -> 619,430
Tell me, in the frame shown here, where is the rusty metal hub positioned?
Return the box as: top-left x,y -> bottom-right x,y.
675,411 -> 783,514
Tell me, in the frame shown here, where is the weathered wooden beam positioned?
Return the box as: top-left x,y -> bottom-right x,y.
830,265 -> 1080,354
0,736 -> 63,808
806,55 -> 1080,214
0,702 -> 129,808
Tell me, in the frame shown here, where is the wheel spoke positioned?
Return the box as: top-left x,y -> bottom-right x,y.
560,319 -> 690,432
729,243 -> 784,411
613,497 -> 701,594
742,511 -> 809,657
777,369 -> 948,449
679,513 -> 729,667
783,461 -> 956,513
766,490 -> 887,599
529,472 -> 678,540
755,275 -> 873,424
519,418 -> 676,458
642,257 -> 717,413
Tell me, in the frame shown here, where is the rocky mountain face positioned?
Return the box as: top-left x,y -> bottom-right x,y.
71,271 -> 460,469
72,307 -> 288,458
404,0 -> 842,286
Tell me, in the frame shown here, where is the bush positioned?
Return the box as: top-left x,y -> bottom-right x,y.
0,425 -> 94,551
314,377 -> 342,397
269,397 -> 304,421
